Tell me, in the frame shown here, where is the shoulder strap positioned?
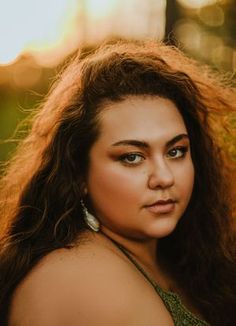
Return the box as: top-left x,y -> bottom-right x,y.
102,233 -> 210,325
103,234 -> 158,289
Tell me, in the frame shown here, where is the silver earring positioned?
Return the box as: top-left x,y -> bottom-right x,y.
80,199 -> 100,232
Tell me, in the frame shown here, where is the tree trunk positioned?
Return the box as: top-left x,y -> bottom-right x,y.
164,0 -> 180,45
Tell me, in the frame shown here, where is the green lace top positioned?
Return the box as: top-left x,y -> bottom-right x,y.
111,240 -> 209,326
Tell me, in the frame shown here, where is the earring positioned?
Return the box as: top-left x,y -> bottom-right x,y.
80,199 -> 100,232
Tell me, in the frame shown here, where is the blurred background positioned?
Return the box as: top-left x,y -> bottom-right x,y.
0,0 -> 236,163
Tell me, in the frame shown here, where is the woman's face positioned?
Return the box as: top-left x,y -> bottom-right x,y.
86,96 -> 194,240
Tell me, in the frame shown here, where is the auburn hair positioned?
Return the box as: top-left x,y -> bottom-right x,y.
0,39 -> 235,325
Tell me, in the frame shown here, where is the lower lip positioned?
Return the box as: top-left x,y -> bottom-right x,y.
146,202 -> 175,214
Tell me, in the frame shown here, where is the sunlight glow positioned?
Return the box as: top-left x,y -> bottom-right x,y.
0,0 -> 78,65
0,0 -> 166,67
86,0 -> 117,19
83,0 -> 166,44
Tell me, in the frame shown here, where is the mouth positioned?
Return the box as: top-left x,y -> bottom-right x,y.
145,199 -> 176,214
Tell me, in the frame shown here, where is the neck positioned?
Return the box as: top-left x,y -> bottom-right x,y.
100,227 -> 159,270
100,227 -> 175,292
86,229 -> 204,319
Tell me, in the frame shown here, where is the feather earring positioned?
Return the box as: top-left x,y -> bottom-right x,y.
80,199 -> 100,232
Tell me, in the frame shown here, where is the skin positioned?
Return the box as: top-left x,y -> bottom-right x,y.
9,96 -> 196,325
86,96 -> 195,267
9,237 -> 174,325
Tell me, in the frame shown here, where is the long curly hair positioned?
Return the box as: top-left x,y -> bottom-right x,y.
0,39 -> 235,325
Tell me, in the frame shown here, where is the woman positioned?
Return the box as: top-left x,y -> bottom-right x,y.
0,40 -> 235,325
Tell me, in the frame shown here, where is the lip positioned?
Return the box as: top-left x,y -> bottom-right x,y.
145,199 -> 176,214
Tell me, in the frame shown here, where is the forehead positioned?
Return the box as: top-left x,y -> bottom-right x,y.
97,96 -> 187,143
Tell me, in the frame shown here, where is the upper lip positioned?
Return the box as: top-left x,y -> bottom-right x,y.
146,199 -> 176,207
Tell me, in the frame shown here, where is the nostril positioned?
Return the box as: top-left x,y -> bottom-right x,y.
147,171 -> 174,189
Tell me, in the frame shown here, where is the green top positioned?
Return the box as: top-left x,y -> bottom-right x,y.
110,239 -> 209,326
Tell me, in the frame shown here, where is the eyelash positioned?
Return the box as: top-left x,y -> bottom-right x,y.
119,153 -> 144,165
166,146 -> 189,159
118,146 -> 189,166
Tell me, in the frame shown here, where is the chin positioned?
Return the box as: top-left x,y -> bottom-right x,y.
145,218 -> 179,239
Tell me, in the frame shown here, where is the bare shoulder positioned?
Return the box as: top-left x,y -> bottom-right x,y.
9,233 -> 173,326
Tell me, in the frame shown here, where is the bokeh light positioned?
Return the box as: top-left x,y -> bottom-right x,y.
175,19 -> 202,52
198,5 -> 224,27
177,0 -> 218,9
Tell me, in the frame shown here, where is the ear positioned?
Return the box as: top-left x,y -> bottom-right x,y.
78,177 -> 88,196
81,182 -> 88,195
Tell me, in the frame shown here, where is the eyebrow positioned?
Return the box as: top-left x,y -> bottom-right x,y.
111,134 -> 189,149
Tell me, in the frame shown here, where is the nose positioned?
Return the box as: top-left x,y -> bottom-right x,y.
147,159 -> 174,190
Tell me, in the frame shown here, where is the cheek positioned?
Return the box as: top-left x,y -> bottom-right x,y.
178,161 -> 195,200
87,164 -> 145,206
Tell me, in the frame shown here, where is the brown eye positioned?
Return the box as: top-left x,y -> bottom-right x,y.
167,147 -> 188,159
119,153 -> 144,165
